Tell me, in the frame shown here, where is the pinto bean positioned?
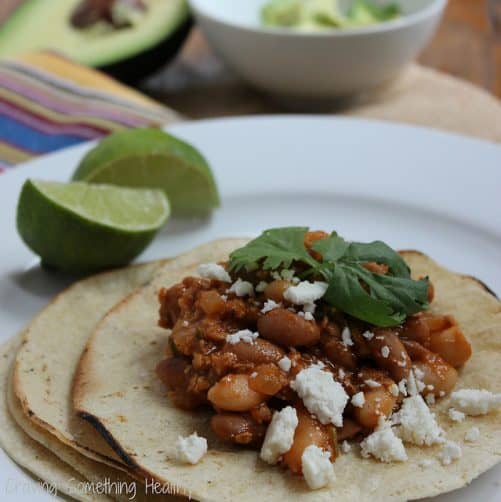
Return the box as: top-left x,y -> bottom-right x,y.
223,338 -> 284,365
368,329 -> 411,381
156,357 -> 207,410
321,323 -> 358,370
155,357 -> 188,391
403,340 -> 458,396
282,406 -> 336,474
336,418 -> 362,441
264,280 -> 290,303
400,316 -> 430,347
211,413 -> 266,446
421,314 -> 455,333
258,309 -> 320,347
208,374 -> 267,412
429,325 -> 472,368
249,364 -> 288,396
353,386 -> 397,429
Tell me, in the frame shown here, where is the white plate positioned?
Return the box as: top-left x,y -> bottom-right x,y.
0,116 -> 500,501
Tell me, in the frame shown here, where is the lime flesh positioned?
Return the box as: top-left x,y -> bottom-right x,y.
72,128 -> 220,215
17,180 -> 169,273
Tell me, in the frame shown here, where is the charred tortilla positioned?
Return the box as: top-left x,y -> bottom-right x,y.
73,244 -> 501,501
12,260 -> 165,470
0,334 -> 104,502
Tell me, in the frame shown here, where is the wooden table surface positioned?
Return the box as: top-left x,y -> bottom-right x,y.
419,0 -> 500,97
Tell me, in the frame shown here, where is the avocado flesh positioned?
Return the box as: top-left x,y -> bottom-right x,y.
0,0 -> 189,69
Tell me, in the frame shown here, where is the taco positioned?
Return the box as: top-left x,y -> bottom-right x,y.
74,228 -> 501,501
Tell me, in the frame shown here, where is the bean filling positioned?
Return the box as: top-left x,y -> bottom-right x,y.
156,231 -> 472,479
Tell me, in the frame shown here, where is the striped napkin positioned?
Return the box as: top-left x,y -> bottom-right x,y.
0,51 -> 180,173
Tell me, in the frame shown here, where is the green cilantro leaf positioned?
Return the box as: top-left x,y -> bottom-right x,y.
344,240 -> 411,277
229,227 -> 429,327
229,226 -> 318,271
311,232 -> 350,261
320,262 -> 429,327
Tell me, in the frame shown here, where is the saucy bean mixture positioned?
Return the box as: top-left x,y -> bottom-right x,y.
156,230 -> 472,480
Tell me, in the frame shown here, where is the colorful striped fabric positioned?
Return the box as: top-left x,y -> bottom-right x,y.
0,51 -> 180,173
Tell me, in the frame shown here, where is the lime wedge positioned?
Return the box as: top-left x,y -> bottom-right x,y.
72,128 -> 220,216
17,179 -> 169,273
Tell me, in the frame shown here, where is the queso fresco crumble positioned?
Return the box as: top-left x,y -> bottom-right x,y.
156,228 -> 501,490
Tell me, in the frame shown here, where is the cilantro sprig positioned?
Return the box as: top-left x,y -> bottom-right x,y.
229,227 -> 429,327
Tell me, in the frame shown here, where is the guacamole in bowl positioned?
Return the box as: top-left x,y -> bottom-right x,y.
261,0 -> 400,30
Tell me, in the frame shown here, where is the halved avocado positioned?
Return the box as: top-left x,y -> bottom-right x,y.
0,0 -> 191,82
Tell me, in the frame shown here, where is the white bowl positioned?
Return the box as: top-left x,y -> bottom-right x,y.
188,0 -> 446,101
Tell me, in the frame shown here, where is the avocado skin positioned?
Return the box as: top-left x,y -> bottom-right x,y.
98,17 -> 192,84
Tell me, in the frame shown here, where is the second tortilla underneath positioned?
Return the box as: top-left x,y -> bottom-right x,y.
0,335 -> 106,502
73,246 -> 501,502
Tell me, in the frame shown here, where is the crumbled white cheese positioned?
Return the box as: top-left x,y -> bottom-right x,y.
227,278 -> 254,297
381,346 -> 390,358
271,269 -> 300,284
351,392 -> 365,408
255,281 -> 268,293
278,356 -> 292,372
449,388 -> 501,416
418,458 -> 434,468
365,379 -> 381,389
297,310 -> 314,321
261,299 -> 281,314
220,294 -> 228,301
389,384 -> 399,397
425,394 -> 436,406
397,395 -> 443,446
438,441 -> 462,465
182,320 -> 189,327
362,330 -> 374,340
413,366 -> 425,380
403,368 -> 425,397
447,408 -> 465,422
260,407 -> 298,464
175,433 -> 207,465
411,368 -> 426,395
341,326 -> 354,347
398,379 -> 408,396
303,302 -> 316,314
197,263 -> 231,283
338,368 -> 345,379
301,445 -> 335,490
341,440 -> 351,454
465,427 -> 480,442
312,360 -> 325,369
360,418 -> 408,463
290,366 -> 348,427
250,372 -> 257,378
280,269 -> 296,281
283,281 -> 328,305
227,329 -> 259,345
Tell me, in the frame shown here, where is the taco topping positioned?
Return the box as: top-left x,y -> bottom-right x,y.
156,228 -> 479,488
175,432 -> 207,465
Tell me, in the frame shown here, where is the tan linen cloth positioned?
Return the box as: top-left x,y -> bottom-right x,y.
345,64 -> 501,143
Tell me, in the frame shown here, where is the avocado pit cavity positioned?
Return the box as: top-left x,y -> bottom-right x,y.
71,0 -> 146,29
